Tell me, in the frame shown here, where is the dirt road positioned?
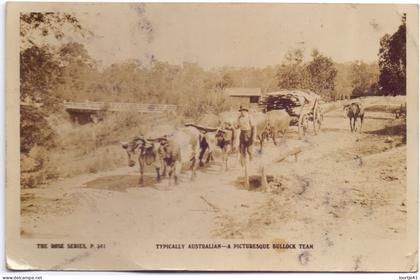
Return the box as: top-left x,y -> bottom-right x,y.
20,107 -> 407,269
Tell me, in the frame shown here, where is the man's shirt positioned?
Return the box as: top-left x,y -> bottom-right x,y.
237,113 -> 255,131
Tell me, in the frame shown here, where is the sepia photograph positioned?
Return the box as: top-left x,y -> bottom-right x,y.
5,2 -> 419,271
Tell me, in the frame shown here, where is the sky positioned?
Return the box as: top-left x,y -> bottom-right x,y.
73,3 -> 407,69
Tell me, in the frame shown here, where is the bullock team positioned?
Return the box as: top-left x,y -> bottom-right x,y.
121,99 -> 370,188
121,106 -> 291,188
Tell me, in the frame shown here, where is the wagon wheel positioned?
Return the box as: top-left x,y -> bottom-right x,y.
313,107 -> 322,135
312,100 -> 323,135
298,113 -> 308,140
297,105 -> 308,139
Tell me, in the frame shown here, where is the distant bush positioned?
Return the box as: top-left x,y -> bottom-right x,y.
180,93 -> 232,120
350,83 -> 380,99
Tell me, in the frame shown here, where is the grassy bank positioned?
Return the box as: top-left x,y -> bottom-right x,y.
20,111 -> 184,188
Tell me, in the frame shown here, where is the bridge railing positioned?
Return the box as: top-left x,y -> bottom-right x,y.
64,101 -> 177,113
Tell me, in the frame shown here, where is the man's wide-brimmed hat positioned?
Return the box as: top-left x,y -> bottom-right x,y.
238,106 -> 249,112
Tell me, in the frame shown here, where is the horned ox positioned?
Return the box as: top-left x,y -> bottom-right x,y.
265,110 -> 291,145
218,111 -> 240,153
245,111 -> 291,151
121,126 -> 200,186
194,113 -> 220,166
121,135 -> 164,185
249,112 -> 269,152
187,111 -> 241,171
186,122 -> 235,171
186,109 -> 291,174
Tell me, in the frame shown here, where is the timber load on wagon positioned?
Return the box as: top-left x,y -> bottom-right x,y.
260,90 -> 323,139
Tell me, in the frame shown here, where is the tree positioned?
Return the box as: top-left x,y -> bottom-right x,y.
215,73 -> 234,91
99,61 -> 145,102
20,12 -> 90,50
378,14 -> 406,96
276,49 -> 307,90
334,62 -> 354,100
20,13 -> 90,106
350,61 -> 379,98
56,42 -> 99,101
20,12 -> 88,154
20,46 -> 62,108
305,49 -> 337,100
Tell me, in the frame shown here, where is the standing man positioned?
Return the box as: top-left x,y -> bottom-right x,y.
236,106 -> 255,188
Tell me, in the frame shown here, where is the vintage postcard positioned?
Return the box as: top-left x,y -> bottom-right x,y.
5,3 -> 419,271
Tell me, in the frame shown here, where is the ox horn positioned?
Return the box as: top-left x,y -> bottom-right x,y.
186,123 -> 218,133
146,137 -> 167,142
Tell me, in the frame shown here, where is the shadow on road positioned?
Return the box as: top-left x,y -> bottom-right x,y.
85,175 -> 156,192
365,123 -> 406,136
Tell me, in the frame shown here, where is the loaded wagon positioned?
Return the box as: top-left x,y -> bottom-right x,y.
261,90 -> 323,139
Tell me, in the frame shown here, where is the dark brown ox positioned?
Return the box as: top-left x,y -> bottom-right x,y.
209,111 -> 243,170
187,112 -> 238,170
265,110 -> 291,145
344,102 -> 365,133
215,125 -> 235,170
157,138 -> 183,185
194,113 -> 220,166
185,123 -> 235,171
218,111 -> 240,153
